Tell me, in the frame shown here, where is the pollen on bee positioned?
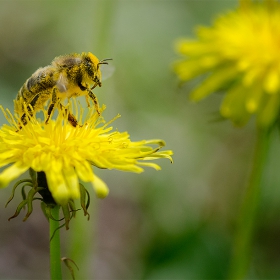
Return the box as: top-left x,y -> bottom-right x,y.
14,52 -> 111,129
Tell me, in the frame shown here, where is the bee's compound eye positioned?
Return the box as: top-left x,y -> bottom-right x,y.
85,60 -> 92,68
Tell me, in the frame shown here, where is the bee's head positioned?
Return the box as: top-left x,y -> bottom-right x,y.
85,52 -> 112,88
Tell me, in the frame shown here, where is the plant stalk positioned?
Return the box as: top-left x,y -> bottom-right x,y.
50,205 -> 62,280
228,128 -> 271,279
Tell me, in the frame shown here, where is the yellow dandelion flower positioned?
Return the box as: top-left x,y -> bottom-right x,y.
174,0 -> 280,127
0,103 -> 173,206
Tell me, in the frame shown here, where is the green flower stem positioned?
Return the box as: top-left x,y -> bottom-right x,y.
229,128 -> 271,279
50,205 -> 62,280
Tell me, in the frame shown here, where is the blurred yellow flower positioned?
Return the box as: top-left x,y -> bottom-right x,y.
174,0 -> 280,127
0,103 -> 173,205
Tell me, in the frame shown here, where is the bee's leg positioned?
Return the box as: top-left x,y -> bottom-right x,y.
19,113 -> 28,127
46,88 -> 59,124
18,96 -> 38,129
87,90 -> 101,115
59,103 -> 79,127
67,112 -> 79,127
46,103 -> 55,124
85,95 -> 91,107
17,110 -> 31,130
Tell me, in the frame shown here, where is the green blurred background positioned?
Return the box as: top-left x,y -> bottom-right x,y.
1,0 -> 280,279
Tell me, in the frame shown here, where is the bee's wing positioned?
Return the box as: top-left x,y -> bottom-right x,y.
100,64 -> 115,81
56,73 -> 69,92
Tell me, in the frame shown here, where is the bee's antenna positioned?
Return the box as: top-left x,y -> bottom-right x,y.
98,58 -> 113,66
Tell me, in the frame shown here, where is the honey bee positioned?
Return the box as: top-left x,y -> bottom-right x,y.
14,52 -> 111,128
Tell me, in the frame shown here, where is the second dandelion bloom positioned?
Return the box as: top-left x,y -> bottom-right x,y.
174,0 -> 280,127
0,102 -> 173,206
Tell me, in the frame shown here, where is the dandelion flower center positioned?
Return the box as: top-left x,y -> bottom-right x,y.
0,102 -> 173,205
